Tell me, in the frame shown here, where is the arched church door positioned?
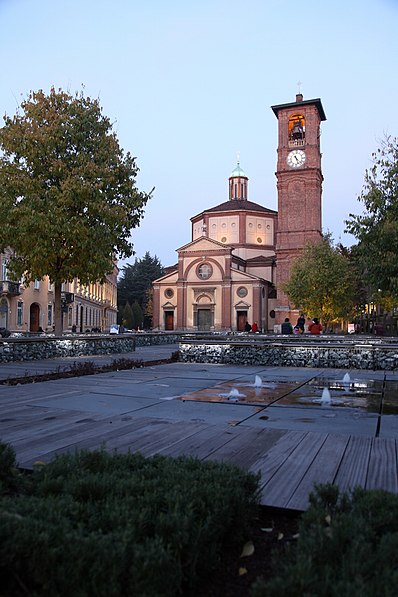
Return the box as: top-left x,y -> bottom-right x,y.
29,303 -> 40,332
0,298 -> 8,329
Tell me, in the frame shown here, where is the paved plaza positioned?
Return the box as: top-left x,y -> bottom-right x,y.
1,344 -> 397,511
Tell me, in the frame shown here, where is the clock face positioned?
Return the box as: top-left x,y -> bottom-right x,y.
287,149 -> 306,168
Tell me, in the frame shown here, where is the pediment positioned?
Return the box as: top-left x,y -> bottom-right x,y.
178,236 -> 233,254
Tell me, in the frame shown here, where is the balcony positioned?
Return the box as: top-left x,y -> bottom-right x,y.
0,280 -> 21,296
288,139 -> 305,148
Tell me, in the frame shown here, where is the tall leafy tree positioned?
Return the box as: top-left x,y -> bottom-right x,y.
0,87 -> 152,334
345,135 -> 398,301
118,252 -> 164,317
283,234 -> 357,326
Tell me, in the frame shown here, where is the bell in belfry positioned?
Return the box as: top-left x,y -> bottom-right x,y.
291,120 -> 303,140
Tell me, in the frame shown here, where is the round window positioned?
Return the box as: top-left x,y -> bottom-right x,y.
221,236 -> 227,243
269,310 -> 276,319
164,288 -> 174,299
237,286 -> 248,298
197,263 -> 213,280
257,237 -> 263,244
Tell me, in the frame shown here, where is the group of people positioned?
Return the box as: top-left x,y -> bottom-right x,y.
281,315 -> 322,335
244,321 -> 259,333
245,315 -> 323,335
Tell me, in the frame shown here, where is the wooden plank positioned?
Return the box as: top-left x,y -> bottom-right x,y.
15,416 -> 158,465
249,430 -> 307,478
287,433 -> 350,511
97,420 -> 208,457
334,435 -> 372,492
157,424 -> 242,459
207,427 -> 287,468
259,432 -> 328,509
0,408 -> 100,442
366,437 -> 398,493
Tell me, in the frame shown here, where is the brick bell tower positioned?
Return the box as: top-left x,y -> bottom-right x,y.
271,93 -> 326,325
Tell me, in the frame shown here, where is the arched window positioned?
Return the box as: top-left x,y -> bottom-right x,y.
288,113 -> 305,147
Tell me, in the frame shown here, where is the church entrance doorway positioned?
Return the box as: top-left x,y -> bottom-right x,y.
29,303 -> 40,332
165,311 -> 174,331
237,311 -> 248,332
197,309 -> 212,331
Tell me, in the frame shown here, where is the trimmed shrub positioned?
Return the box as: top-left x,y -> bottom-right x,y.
0,446 -> 260,596
251,483 -> 398,596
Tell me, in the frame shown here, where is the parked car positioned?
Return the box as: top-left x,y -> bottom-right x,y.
0,328 -> 11,338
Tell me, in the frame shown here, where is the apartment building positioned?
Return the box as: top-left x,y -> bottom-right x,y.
0,250 -> 118,333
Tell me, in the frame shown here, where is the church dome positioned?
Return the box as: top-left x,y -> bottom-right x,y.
229,162 -> 247,179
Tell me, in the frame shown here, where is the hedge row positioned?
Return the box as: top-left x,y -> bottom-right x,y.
0,443 -> 259,596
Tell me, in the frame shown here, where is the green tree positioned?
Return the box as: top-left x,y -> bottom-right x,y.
283,235 -> 357,327
131,300 -> 143,330
118,252 -> 164,318
345,135 -> 398,300
0,87 -> 152,334
121,302 -> 134,330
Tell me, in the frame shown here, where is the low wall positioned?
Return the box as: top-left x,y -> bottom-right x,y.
0,333 -> 181,363
179,336 -> 398,370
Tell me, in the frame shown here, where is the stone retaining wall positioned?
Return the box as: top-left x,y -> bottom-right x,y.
179,338 -> 398,370
0,333 -> 180,363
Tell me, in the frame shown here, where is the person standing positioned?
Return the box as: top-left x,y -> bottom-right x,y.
297,314 -> 305,332
308,317 -> 322,335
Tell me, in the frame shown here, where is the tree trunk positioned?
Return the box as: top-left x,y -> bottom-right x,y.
54,283 -> 63,336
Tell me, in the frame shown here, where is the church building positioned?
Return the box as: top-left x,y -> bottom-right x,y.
152,93 -> 326,332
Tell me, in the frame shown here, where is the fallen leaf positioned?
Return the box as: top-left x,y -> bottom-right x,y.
33,461 -> 47,467
260,527 -> 273,533
240,541 -> 255,557
277,532 -> 284,540
292,533 -> 300,540
325,514 -> 331,525
238,567 -> 248,576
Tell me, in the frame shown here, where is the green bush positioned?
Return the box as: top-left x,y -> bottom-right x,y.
0,441 -> 28,496
0,445 -> 260,596
251,483 -> 398,597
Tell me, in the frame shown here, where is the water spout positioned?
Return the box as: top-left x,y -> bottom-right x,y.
254,375 -> 263,388
320,388 -> 332,404
227,388 -> 240,401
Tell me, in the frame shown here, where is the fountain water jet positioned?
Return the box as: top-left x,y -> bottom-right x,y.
254,375 -> 263,388
227,388 -> 241,401
320,388 -> 332,404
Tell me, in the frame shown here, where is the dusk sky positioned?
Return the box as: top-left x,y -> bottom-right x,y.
1,0 -> 397,272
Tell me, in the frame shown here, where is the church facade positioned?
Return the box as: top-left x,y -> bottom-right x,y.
152,93 -> 326,332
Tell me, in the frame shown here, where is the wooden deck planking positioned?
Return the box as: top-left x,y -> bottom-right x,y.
15,417 -> 158,467
1,396 -> 397,511
204,427 -> 288,469
366,437 -> 398,493
333,435 -> 373,492
94,420 -> 209,458
0,407 -> 102,443
154,424 -> 247,460
257,432 -> 329,508
286,433 -> 350,511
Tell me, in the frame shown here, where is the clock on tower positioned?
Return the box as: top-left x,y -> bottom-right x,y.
271,93 -> 326,324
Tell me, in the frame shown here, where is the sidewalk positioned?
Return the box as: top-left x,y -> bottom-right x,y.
0,343 -> 180,382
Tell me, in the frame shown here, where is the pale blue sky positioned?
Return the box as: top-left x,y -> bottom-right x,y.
1,0 -> 397,270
